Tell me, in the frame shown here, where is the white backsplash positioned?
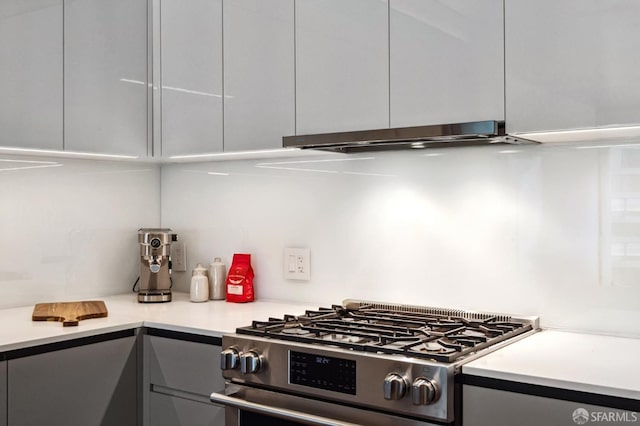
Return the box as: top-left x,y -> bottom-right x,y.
161,143 -> 640,338
2,144 -> 639,337
0,155 -> 160,308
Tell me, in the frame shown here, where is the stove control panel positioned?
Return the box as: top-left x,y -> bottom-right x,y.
289,351 -> 357,395
221,335 -> 454,423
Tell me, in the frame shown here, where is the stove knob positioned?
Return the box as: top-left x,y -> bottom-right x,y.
383,373 -> 407,400
240,351 -> 264,374
411,377 -> 441,405
220,348 -> 240,370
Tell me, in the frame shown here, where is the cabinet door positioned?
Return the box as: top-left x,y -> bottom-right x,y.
149,392 -> 225,426
505,0 -> 640,134
64,0 -> 148,156
295,0 -> 389,134
160,0 -> 223,157
0,1 -> 63,150
390,0 -> 504,127
145,335 -> 224,396
145,335 -> 225,426
464,385 -> 636,426
0,361 -> 5,426
8,336 -> 137,426
223,0 -> 295,152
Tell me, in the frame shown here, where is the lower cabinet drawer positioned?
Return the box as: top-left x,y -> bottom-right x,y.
145,334 -> 224,396
463,385 -> 636,426
149,391 -> 225,426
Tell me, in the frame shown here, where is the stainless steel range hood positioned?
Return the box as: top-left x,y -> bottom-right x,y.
283,120 -> 533,153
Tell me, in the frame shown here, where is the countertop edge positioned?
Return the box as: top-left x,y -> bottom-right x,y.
461,366 -> 640,401
0,321 -> 144,354
141,321 -> 225,338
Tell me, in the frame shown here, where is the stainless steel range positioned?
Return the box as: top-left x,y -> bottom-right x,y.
211,300 -> 539,426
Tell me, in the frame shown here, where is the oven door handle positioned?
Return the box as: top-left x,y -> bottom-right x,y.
210,390 -> 361,426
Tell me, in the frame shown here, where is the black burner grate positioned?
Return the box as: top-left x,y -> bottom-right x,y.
236,304 -> 533,363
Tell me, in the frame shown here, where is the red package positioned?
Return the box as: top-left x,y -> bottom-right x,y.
226,253 -> 254,303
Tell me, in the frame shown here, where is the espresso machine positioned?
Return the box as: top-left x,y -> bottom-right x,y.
137,228 -> 177,303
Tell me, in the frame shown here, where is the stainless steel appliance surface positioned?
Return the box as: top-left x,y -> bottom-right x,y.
137,228 -> 177,303
283,120 -> 533,153
211,299 -> 539,426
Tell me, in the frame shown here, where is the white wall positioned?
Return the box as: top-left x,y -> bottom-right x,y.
0,154 -> 160,308
161,143 -> 640,338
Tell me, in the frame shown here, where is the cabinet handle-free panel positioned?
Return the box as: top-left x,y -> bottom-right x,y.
505,0 -> 640,133
64,0 -> 148,156
223,0 -> 295,152
160,0 -> 223,157
390,0 -> 504,127
149,391 -> 224,426
0,361 -> 5,426
7,336 -> 137,426
0,0 -> 63,150
295,0 -> 389,135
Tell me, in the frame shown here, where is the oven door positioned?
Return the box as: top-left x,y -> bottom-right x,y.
211,383 -> 443,426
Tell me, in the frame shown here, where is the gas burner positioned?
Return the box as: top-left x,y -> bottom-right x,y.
236,300 -> 537,363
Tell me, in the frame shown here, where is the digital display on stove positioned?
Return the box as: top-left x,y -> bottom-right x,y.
289,351 -> 356,395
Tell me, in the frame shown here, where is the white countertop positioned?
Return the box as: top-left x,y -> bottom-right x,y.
2,296 -> 639,401
462,329 -> 640,400
0,292 -> 317,353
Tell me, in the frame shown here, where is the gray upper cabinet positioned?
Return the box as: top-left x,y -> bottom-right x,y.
389,0 -> 504,127
160,0 -> 223,158
295,0 -> 390,135
505,0 -> 640,134
223,0 -> 295,152
0,1 -> 63,150
64,0 -> 149,157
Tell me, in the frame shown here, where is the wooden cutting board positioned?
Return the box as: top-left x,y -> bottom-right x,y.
32,301 -> 108,326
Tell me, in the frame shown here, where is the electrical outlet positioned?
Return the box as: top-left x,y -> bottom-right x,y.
172,241 -> 187,272
284,247 -> 310,281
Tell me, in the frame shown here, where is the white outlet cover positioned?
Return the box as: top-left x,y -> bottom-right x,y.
284,247 -> 310,281
172,241 -> 187,272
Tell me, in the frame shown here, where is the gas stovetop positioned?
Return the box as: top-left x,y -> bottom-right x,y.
221,300 -> 539,424
235,299 -> 539,363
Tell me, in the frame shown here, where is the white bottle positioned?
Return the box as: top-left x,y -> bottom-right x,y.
209,257 -> 227,300
190,263 -> 209,302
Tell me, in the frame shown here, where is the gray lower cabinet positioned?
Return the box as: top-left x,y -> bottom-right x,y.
144,333 -> 225,426
149,392 -> 224,426
463,385 -> 636,426
7,335 -> 137,426
0,361 -> 6,426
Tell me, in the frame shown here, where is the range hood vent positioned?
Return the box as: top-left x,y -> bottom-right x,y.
283,120 -> 533,153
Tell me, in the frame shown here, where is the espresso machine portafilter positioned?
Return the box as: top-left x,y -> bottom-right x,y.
138,228 -> 177,303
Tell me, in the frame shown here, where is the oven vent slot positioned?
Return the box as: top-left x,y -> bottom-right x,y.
342,299 -> 526,324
